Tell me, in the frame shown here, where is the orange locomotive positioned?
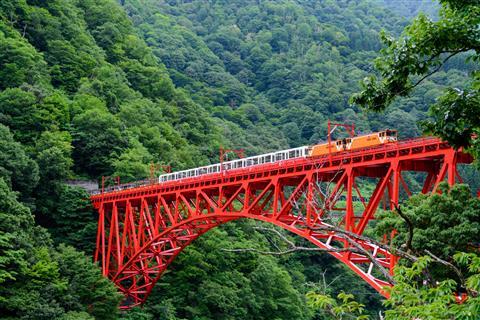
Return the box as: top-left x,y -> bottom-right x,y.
309,129 -> 397,157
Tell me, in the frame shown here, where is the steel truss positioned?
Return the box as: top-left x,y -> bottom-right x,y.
91,137 -> 473,309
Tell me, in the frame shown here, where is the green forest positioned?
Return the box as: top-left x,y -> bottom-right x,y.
0,0 -> 478,319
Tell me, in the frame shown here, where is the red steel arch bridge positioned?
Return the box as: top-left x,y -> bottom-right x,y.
90,136 -> 473,309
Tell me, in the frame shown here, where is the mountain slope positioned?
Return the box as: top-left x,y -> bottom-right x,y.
123,0 -> 468,147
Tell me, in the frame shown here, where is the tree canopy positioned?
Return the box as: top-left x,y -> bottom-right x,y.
352,0 -> 479,162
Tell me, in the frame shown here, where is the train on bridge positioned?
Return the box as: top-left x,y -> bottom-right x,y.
159,129 -> 398,183
91,129 -> 473,308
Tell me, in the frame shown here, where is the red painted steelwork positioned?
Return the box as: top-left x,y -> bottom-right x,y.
91,137 -> 473,309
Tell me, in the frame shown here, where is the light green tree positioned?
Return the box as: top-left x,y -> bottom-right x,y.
352,0 -> 479,162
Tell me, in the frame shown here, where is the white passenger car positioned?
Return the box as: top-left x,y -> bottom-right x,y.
159,146 -> 309,183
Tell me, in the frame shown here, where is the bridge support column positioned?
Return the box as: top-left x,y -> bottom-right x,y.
95,204 -> 107,275
391,160 -> 400,208
345,167 -> 354,232
447,150 -> 457,186
433,150 -> 458,192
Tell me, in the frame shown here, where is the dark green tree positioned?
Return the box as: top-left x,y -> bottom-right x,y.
0,23 -> 49,90
45,185 -> 98,254
374,183 -> 480,268
0,178 -> 120,319
54,245 -> 121,320
112,139 -> 152,182
0,124 -> 39,199
72,106 -> 127,176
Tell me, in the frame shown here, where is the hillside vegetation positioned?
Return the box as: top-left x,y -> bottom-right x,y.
123,0 -> 473,146
0,0 -> 476,319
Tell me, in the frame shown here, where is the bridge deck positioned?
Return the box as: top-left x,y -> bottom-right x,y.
92,136 -> 471,204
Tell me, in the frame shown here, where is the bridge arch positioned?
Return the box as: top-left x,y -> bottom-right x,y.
112,213 -> 392,308
91,138 -> 473,308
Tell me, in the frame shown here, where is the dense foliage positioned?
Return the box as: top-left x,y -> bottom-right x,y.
307,0 -> 480,317
122,0 -> 472,144
307,185 -> 480,319
0,0 -> 477,319
0,175 -> 121,319
352,0 -> 479,163
0,0 -> 227,317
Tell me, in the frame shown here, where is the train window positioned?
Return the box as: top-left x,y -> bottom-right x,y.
336,141 -> 342,146
207,166 -> 214,173
380,132 -> 385,137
